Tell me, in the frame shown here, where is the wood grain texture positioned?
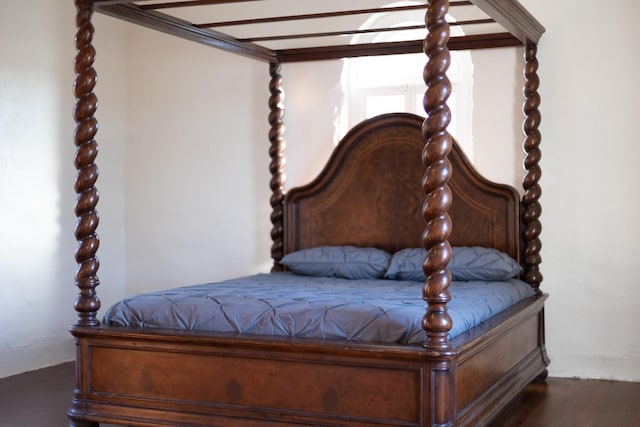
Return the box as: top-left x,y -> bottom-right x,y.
283,113 -> 520,260
490,378 -> 640,427
67,292 -> 547,427
4,363 -> 638,427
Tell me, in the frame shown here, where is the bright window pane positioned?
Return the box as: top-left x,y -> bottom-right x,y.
366,95 -> 405,118
415,93 -> 422,115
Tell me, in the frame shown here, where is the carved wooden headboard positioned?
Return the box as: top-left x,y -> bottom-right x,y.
284,113 -> 520,261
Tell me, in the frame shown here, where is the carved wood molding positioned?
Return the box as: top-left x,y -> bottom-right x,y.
95,3 -> 277,62
268,62 -> 286,271
422,0 -> 453,351
522,43 -> 543,293
470,0 -> 545,44
73,1 -> 101,326
276,33 -> 521,63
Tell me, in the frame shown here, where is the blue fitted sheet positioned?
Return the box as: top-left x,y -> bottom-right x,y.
103,272 -> 534,344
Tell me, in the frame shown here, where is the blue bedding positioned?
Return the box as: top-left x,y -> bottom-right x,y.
103,272 -> 534,344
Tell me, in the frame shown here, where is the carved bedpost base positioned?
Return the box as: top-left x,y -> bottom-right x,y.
68,418 -> 99,427
535,368 -> 549,383
68,398 -> 99,427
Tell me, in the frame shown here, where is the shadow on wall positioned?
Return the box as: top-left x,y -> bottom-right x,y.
0,1 -> 79,377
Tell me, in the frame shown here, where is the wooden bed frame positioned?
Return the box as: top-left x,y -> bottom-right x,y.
69,1 -> 547,426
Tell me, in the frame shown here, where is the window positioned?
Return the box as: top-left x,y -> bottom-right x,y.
338,1 -> 474,156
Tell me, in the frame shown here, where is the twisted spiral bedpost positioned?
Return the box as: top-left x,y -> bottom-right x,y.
522,43 -> 543,294
421,0 -> 453,351
72,1 -> 101,327
268,62 -> 286,271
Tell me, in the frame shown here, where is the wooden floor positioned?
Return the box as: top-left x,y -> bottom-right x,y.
0,362 -> 638,427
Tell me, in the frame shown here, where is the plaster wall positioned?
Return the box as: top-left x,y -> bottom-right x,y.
0,2 -> 128,377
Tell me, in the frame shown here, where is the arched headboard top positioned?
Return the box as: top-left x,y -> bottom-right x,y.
284,113 -> 520,261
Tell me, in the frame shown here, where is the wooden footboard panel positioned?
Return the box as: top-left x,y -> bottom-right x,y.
453,294 -> 549,426
69,330 -> 434,427
90,347 -> 421,422
69,296 -> 547,427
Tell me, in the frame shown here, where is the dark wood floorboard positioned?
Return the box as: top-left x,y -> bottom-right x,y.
0,362 -> 76,427
0,362 -> 638,427
489,376 -> 640,427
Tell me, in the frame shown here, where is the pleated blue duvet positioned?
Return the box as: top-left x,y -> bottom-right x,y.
103,272 -> 534,343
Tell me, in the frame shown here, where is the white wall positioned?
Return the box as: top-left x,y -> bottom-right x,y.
123,27 -> 272,294
471,47 -> 526,189
519,0 -> 640,381
0,2 -> 128,378
281,60 -> 346,189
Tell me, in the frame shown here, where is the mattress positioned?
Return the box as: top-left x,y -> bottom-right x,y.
103,272 -> 535,344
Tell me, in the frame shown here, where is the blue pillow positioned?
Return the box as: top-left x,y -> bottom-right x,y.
281,246 -> 391,280
384,247 -> 522,282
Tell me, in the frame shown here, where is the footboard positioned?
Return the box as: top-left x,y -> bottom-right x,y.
70,330 -> 436,426
68,296 -> 547,427
453,294 -> 549,426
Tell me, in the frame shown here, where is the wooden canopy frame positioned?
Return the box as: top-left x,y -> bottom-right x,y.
70,1 -> 546,426
88,0 -> 544,62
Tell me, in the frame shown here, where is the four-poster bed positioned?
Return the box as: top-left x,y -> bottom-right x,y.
70,1 -> 547,426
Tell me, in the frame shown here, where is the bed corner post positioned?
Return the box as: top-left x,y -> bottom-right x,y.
69,2 -> 101,427
72,0 -> 101,327
522,42 -> 543,294
422,0 -> 453,351
422,1 -> 455,424
268,61 -> 286,272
